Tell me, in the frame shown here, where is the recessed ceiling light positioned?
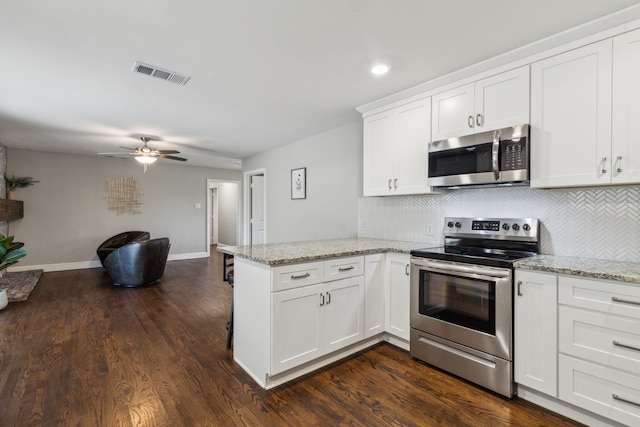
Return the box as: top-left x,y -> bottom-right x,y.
371,64 -> 390,75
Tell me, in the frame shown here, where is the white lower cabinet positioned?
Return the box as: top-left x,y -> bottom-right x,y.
514,270 -> 558,397
385,253 -> 410,341
364,254 -> 385,338
559,355 -> 640,427
271,276 -> 364,375
557,275 -> 640,425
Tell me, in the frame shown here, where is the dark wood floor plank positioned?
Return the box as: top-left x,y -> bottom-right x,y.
0,248 -> 584,427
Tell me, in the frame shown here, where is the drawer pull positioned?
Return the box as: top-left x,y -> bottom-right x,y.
611,296 -> 640,306
291,272 -> 311,280
338,266 -> 355,272
613,340 -> 640,352
612,393 -> 640,408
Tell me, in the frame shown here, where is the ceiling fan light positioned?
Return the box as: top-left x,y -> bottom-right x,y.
135,155 -> 157,164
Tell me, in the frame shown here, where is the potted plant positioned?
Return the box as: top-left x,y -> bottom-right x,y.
0,234 -> 27,273
5,175 -> 39,200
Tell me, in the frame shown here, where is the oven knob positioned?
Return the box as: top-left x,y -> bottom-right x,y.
447,221 -> 454,228
523,224 -> 531,232
502,223 -> 510,230
455,222 -> 462,229
512,223 -> 520,231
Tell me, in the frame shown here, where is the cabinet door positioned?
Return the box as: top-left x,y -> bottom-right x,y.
323,276 -> 364,354
364,254 -> 385,338
612,28 -> 640,184
514,270 -> 558,397
271,284 -> 323,374
363,111 -> 395,196
475,66 -> 530,132
394,98 -> 432,195
432,83 -> 475,140
530,40 -> 613,188
385,253 -> 411,341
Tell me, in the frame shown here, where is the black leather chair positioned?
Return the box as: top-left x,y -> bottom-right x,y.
97,231 -> 150,266
103,238 -> 170,287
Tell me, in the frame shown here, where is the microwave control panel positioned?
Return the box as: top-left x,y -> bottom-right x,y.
501,139 -> 528,170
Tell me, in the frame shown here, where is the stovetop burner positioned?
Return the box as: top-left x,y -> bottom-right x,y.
411,217 -> 540,268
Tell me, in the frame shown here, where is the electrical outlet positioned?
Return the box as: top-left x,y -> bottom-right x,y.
426,224 -> 434,236
361,221 -> 367,232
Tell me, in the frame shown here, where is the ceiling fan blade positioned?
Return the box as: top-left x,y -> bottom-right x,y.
158,154 -> 187,161
118,146 -> 137,151
157,150 -> 180,154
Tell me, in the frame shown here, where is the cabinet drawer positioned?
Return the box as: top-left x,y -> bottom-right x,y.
559,275 -> 640,319
559,354 -> 640,426
271,261 -> 325,291
559,306 -> 640,374
324,256 -> 364,282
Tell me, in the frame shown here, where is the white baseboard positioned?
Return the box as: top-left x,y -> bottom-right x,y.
8,251 -> 210,273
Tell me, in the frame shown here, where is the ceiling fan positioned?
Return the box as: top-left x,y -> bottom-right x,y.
100,136 -> 187,172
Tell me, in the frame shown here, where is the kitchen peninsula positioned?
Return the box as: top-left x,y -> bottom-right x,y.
218,238 -> 423,389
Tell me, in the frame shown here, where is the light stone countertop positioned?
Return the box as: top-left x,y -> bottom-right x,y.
514,255 -> 640,285
217,238 -> 428,266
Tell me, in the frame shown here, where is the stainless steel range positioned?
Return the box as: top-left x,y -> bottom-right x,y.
410,217 -> 540,397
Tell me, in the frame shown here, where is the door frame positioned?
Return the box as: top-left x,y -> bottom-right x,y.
243,168 -> 266,245
206,179 -> 241,256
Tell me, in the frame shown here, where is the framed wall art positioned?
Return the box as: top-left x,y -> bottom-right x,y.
291,167 -> 306,199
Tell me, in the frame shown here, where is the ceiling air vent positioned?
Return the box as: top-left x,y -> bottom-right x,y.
132,61 -> 191,85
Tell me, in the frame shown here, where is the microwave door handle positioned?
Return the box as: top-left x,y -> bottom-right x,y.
492,129 -> 501,180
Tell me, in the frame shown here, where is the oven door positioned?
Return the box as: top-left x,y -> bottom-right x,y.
410,257 -> 513,360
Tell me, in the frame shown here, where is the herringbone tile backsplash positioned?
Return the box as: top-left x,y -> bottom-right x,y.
358,185 -> 640,262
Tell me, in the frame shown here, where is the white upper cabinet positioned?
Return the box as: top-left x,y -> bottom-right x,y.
612,27 -> 640,184
531,40 -> 613,188
363,97 -> 434,196
432,66 -> 530,140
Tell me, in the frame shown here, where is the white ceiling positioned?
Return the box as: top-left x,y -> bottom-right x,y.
2,0 -> 640,169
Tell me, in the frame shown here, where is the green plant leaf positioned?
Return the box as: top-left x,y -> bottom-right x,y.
3,249 -> 27,263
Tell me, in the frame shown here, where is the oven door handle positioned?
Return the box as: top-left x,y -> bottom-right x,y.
412,259 -> 511,279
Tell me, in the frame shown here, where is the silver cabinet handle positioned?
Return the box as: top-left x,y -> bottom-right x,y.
405,264 -> 410,276
326,291 -> 331,305
612,296 -> 640,306
612,393 -> 640,408
394,178 -> 398,189
320,293 -> 325,306
468,115 -> 474,128
338,266 -> 354,272
616,155 -> 622,173
388,179 -> 392,190
492,129 -> 501,181
476,113 -> 483,127
291,272 -> 311,280
517,280 -> 523,296
601,156 -> 607,174
613,340 -> 640,352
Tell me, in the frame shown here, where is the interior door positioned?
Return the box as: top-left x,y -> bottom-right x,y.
250,175 -> 265,245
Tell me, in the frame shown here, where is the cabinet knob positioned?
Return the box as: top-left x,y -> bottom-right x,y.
467,115 -> 474,128
601,156 -> 607,174
476,113 -> 483,127
616,155 -> 622,173
388,179 -> 392,190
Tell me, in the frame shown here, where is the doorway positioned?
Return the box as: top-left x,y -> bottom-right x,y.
243,169 -> 266,245
207,179 -> 240,254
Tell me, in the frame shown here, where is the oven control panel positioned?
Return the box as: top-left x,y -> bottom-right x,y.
444,217 -> 539,241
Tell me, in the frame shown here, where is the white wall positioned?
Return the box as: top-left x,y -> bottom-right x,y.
242,121 -> 362,243
7,148 -> 241,270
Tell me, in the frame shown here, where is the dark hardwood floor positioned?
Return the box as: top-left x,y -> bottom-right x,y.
0,247 -> 583,426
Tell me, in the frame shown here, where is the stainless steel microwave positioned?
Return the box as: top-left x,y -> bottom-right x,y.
428,124 -> 529,188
